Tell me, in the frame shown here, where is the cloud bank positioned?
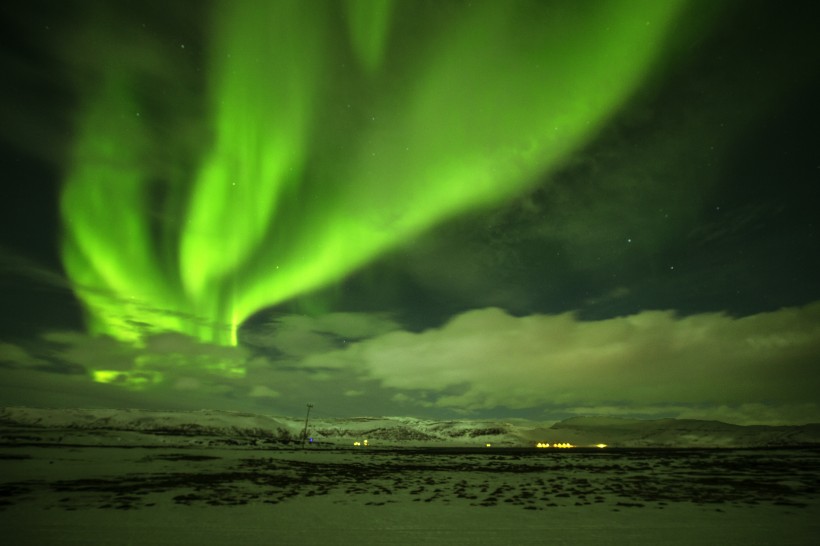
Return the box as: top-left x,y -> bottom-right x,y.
301,302 -> 820,420
2,304 -> 819,425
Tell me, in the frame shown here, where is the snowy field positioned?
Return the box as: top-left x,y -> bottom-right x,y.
1,444 -> 818,545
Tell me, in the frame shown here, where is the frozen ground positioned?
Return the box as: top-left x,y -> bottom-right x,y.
1,444 -> 818,545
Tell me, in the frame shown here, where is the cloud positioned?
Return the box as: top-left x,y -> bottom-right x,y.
32,330 -> 246,383
1,327 -> 383,417
556,402 -> 820,426
5,303 -> 819,425
301,302 -> 820,418
240,312 -> 401,355
675,403 -> 820,426
0,328 -> 299,413
0,342 -> 51,368
249,385 -> 280,399
0,247 -> 74,292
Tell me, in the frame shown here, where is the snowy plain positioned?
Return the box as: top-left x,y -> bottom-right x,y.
1,408 -> 819,545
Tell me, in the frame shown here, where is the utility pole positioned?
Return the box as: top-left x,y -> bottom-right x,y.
301,403 -> 313,448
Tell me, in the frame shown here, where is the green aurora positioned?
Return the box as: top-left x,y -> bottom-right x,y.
60,0 -> 693,357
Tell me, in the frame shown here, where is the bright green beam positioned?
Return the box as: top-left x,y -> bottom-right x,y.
62,0 -> 691,350
179,2 -> 327,343
61,71 -> 187,343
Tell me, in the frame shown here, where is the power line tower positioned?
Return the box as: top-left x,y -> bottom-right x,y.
301,403 -> 313,448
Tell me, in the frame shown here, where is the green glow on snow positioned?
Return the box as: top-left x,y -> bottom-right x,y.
61,0 -> 690,361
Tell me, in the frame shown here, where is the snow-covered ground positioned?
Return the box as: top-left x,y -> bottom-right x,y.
1,408 -> 819,544
2,442 -> 819,545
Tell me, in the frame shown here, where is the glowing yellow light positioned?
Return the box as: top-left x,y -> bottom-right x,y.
485,443 -> 492,447
536,442 -> 550,448
596,443 -> 608,448
353,441 -> 361,446
363,439 -> 369,446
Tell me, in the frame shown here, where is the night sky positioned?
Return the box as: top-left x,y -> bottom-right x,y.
1,0 -> 819,425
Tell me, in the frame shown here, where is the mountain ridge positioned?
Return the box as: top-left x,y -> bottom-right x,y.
2,407 -> 819,448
